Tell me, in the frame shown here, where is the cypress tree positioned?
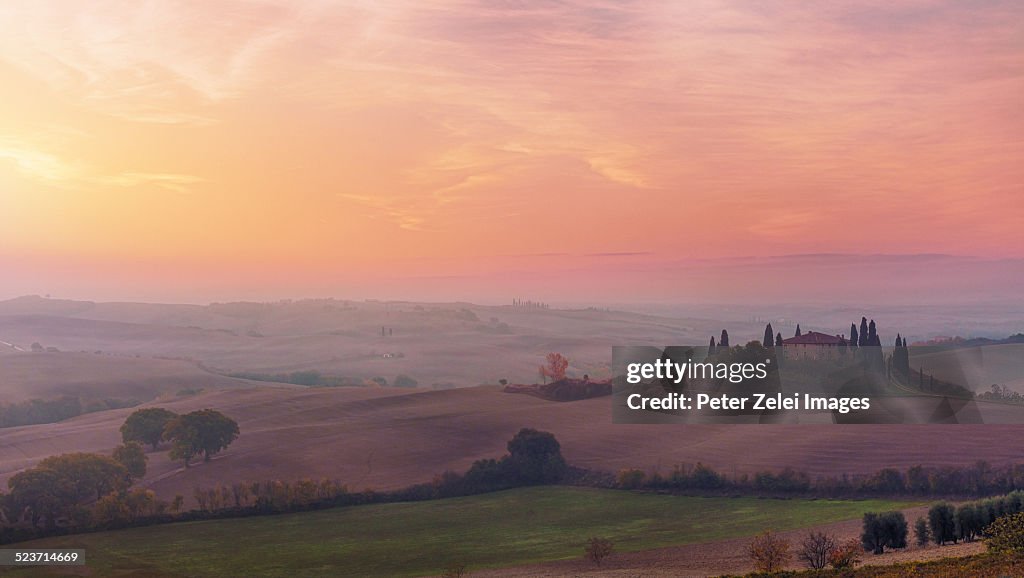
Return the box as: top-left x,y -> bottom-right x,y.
902,337 -> 908,347
850,324 -> 859,348
795,324 -> 802,337
869,319 -> 877,343
859,317 -> 869,347
775,332 -> 783,347
709,336 -> 717,356
720,330 -> 729,348
764,323 -> 774,348
895,333 -> 902,347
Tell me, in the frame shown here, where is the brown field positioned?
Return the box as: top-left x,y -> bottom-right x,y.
4,384 -> 1024,506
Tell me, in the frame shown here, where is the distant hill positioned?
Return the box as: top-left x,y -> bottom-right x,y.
911,333 -> 1024,347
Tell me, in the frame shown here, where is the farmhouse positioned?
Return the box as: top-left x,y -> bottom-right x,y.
781,331 -> 846,360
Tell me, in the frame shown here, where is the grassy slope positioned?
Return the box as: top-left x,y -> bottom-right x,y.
2,487 -> 913,578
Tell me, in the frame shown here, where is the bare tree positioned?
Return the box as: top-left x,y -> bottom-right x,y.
798,531 -> 837,569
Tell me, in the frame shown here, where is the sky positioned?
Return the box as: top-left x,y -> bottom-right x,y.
0,0 -> 1021,303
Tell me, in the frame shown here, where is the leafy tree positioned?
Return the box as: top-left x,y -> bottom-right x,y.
798,531 -> 837,569
121,408 -> 177,450
985,512 -> 1024,553
505,428 -> 566,484
862,511 -> 907,554
7,468 -> 66,529
164,409 -> 240,467
914,516 -> 931,546
36,453 -> 128,502
929,502 -> 958,544
540,353 -> 569,382
585,537 -> 614,565
8,453 -> 128,529
764,323 -> 775,348
957,504 -> 981,541
112,442 -> 147,480
749,529 -> 791,573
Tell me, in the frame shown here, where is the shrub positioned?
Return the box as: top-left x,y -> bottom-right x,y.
440,562 -> 468,577
616,468 -> 646,489
828,538 -> 863,569
585,537 -> 614,566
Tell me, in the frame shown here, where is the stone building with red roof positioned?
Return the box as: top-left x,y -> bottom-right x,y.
781,330 -> 847,360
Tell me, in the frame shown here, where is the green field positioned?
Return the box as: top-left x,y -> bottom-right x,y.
3,487 -> 914,577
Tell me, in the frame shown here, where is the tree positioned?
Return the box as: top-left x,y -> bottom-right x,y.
795,324 -> 802,337
859,317 -> 869,347
720,329 -> 730,347
121,408 -> 177,450
763,323 -> 774,348
862,511 -> 908,554
36,453 -> 128,502
798,531 -> 837,569
985,512 -> 1024,553
8,453 -> 128,529
7,468 -> 66,529
708,336 -> 717,356
775,332 -> 783,347
749,529 -> 791,573
957,504 -> 981,542
914,516 -> 931,546
393,374 -> 418,388
505,428 -> 566,484
540,353 -> 569,382
929,502 -> 958,544
850,324 -> 859,348
112,442 -> 147,480
164,409 -> 240,467
585,537 -> 614,565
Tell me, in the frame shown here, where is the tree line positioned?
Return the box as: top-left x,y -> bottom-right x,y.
0,396 -> 139,429
614,460 -> 1024,498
